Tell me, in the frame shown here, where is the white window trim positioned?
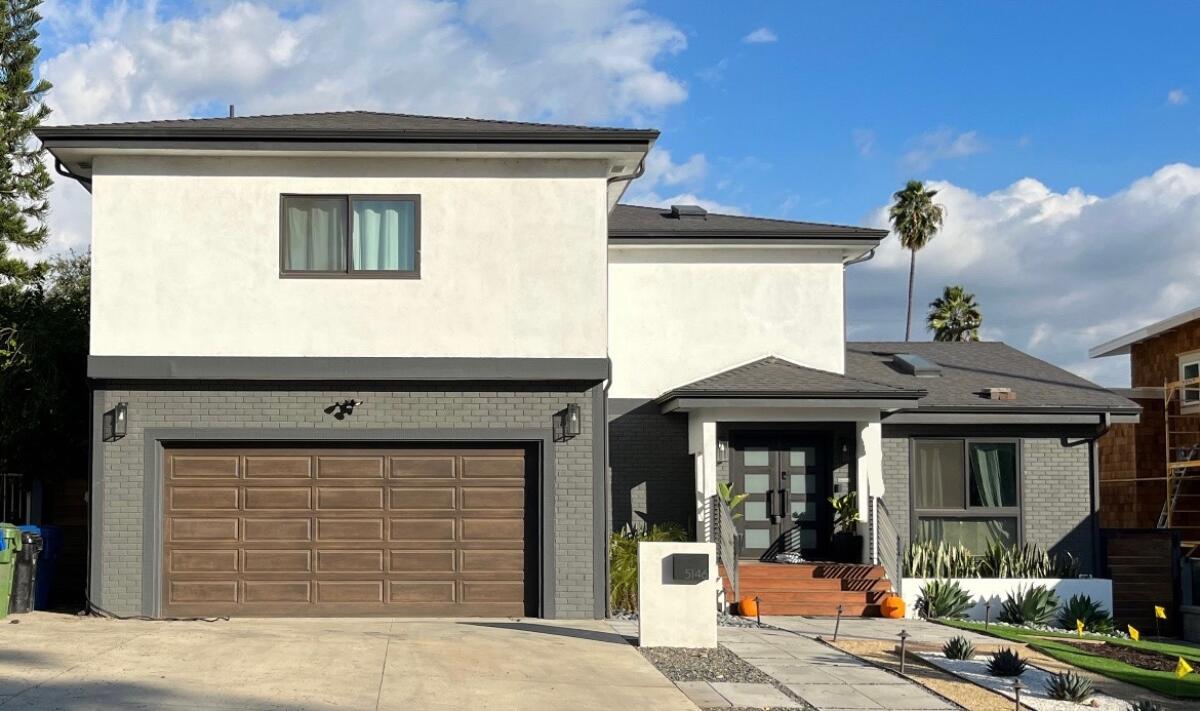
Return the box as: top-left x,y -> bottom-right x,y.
1179,351 -> 1200,412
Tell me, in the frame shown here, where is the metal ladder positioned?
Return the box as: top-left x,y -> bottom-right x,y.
1159,443 -> 1200,528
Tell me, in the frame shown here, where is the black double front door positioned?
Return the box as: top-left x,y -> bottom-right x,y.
730,433 -> 831,560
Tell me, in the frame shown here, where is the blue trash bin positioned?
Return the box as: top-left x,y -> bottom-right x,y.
17,525 -> 57,610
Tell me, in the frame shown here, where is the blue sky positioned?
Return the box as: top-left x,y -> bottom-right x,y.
33,1 -> 1200,385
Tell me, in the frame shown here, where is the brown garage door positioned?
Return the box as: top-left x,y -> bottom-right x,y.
162,446 -> 529,617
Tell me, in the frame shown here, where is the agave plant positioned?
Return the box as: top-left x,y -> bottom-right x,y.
1058,594 -> 1115,633
1127,700 -> 1164,711
903,539 -> 981,578
1044,671 -> 1094,702
986,648 -> 1027,677
916,579 -> 973,619
998,584 -> 1060,626
942,635 -> 975,660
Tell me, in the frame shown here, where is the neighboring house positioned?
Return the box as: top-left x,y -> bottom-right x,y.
1091,307 -> 1200,543
39,111 -> 1137,620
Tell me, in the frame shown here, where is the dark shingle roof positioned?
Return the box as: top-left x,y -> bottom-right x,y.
659,356 -> 924,401
35,110 -> 659,143
846,341 -> 1139,413
610,204 -> 887,240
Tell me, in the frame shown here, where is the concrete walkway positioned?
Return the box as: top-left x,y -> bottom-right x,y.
763,616 -> 995,646
719,625 -> 955,711
0,613 -> 696,710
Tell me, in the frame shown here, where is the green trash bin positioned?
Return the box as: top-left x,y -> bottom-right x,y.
0,523 -> 21,618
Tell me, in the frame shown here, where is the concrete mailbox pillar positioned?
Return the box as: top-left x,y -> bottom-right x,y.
637,541 -> 717,648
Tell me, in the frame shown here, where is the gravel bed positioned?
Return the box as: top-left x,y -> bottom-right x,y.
919,652 -> 1127,711
640,645 -> 774,683
610,610 -> 772,629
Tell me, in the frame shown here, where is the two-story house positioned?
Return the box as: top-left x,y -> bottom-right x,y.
41,111 -> 1138,620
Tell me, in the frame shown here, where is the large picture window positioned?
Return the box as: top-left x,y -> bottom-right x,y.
1180,355 -> 1200,406
281,194 -> 419,277
913,439 -> 1020,553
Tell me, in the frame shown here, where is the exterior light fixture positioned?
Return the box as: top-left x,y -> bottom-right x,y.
104,402 -> 129,442
716,440 -> 728,465
564,403 -> 582,437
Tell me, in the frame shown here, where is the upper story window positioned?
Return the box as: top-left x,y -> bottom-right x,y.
281,195 -> 420,278
912,438 -> 1020,554
1180,352 -> 1200,406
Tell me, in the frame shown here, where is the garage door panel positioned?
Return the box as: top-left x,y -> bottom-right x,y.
389,487 -> 455,510
317,518 -> 384,542
317,581 -> 384,603
169,549 -> 239,573
244,581 -> 311,603
244,549 -> 312,573
164,446 -> 529,617
317,487 -> 384,510
317,456 -> 384,479
390,550 -> 456,573
171,455 -> 240,479
244,487 -> 312,510
245,456 -> 312,479
168,518 -> 239,543
389,456 -> 455,479
243,518 -> 312,542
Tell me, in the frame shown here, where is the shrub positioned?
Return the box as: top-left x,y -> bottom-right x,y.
986,648 -> 1027,677
942,635 -> 975,660
1043,671 -> 1094,702
916,579 -> 973,619
1057,594 -> 1114,633
1127,701 -> 1164,711
998,584 -> 1060,626
903,539 -> 981,578
980,541 -> 1080,578
609,523 -> 688,612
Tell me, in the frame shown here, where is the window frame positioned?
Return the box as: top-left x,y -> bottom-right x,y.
279,193 -> 421,279
909,437 -> 1023,550
1179,351 -> 1200,410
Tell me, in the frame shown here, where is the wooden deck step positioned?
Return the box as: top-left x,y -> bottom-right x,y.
722,562 -> 894,618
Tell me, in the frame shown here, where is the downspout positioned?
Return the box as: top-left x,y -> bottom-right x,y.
606,157 -> 646,188
54,157 -> 92,191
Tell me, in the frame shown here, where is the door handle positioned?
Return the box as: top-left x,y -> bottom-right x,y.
765,490 -> 776,523
777,488 -> 788,519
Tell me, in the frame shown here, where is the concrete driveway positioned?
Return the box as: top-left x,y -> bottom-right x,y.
0,613 -> 696,710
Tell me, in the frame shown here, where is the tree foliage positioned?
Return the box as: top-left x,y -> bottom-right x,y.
926,284 -> 982,341
0,0 -> 53,285
0,252 -> 89,479
888,180 -> 945,341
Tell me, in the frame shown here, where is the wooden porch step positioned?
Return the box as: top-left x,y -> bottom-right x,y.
733,578 -> 844,592
752,602 -> 882,617
739,590 -> 888,605
737,563 -> 886,580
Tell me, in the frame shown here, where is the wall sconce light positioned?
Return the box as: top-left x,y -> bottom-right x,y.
103,402 -> 128,442
324,399 -> 362,420
716,439 -> 728,465
554,403 -> 582,441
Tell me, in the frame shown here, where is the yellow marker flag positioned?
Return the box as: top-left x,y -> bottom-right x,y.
1076,619 -> 1085,637
1128,624 -> 1140,641
1177,657 -> 1194,679
1156,605 -> 1168,620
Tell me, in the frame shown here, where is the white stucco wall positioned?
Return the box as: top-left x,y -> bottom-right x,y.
638,541 -> 718,648
607,246 -> 847,399
901,578 -> 1114,622
90,155 -> 610,358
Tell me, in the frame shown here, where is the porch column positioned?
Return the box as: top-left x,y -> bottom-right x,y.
690,416 -> 718,542
857,420 -> 883,562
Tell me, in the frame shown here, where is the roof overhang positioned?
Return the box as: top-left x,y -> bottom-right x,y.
657,392 -> 924,414
881,408 -> 1140,425
1089,306 -> 1200,358
607,236 -> 883,249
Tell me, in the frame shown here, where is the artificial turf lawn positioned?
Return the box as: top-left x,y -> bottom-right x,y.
935,618 -> 1200,698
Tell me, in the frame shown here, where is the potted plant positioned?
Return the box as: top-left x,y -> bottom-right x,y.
829,492 -> 863,563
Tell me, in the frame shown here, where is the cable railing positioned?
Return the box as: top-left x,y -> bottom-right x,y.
711,494 -> 741,602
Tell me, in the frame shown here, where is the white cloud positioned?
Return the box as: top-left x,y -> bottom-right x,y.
622,193 -> 743,216
34,0 -> 692,254
1168,88 -> 1189,106
742,27 -> 777,44
901,128 -> 986,171
621,147 -> 739,213
849,164 -> 1200,386
852,128 -> 875,156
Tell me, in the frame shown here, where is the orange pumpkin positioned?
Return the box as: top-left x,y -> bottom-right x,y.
880,594 -> 905,619
738,597 -> 759,617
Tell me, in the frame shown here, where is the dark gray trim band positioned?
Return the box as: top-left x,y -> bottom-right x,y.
608,237 -> 883,248
882,412 -> 1121,425
89,356 -> 610,382
137,427 -> 556,619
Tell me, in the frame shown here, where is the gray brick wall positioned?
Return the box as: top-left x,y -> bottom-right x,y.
879,435 -> 1094,572
609,404 -> 694,532
96,384 -> 598,618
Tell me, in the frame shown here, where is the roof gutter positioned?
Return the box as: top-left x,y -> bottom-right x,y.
843,247 -> 876,266
54,157 -> 92,192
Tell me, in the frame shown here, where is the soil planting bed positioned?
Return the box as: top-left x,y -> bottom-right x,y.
1056,640 -> 1178,672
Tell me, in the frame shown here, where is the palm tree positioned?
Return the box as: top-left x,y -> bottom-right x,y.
889,180 -> 945,340
927,285 -> 982,342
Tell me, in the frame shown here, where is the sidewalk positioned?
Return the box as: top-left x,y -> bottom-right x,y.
763,616 -> 995,646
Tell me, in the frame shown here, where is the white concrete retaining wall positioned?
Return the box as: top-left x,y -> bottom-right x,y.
638,541 -> 717,648
901,577 -> 1114,622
